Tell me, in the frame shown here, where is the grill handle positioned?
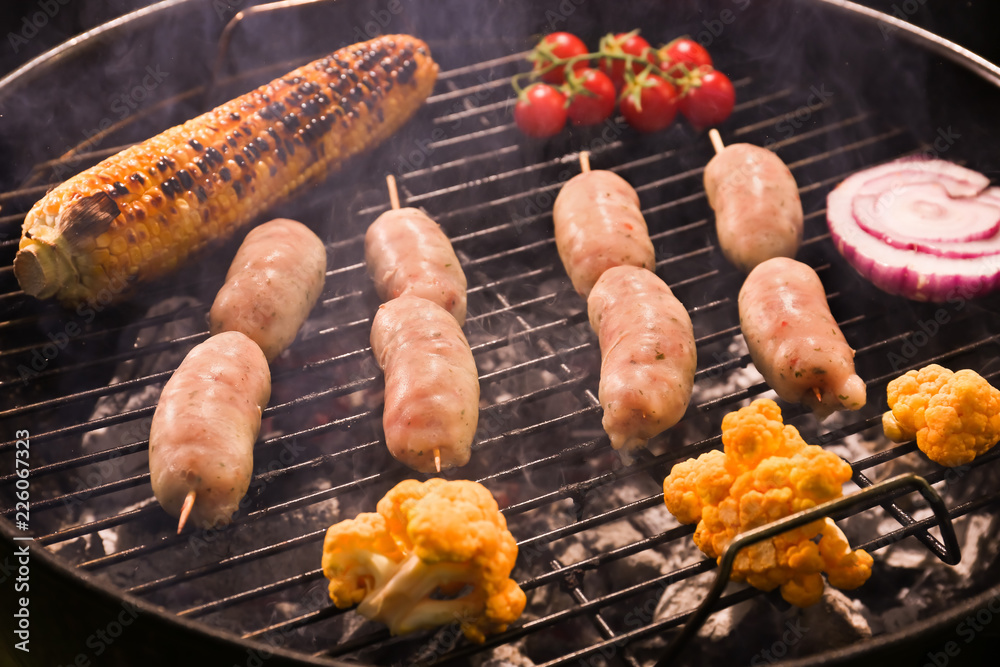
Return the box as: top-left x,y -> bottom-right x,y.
656,472 -> 960,665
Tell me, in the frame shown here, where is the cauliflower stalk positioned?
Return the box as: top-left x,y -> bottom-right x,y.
321,478 -> 526,642
663,399 -> 873,606
883,364 -> 1000,467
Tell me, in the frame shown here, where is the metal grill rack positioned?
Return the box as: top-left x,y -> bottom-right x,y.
3,3 -> 1000,665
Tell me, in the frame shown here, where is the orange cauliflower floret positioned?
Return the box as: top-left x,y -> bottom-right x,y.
883,364 -> 1000,467
663,399 -> 873,606
321,478 -> 526,642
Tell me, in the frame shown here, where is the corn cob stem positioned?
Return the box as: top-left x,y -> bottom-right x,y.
15,35 -> 438,306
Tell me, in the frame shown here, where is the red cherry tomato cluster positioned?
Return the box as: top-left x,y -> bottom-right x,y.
514,30 -> 736,138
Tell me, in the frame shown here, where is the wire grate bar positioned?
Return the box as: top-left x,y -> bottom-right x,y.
179,569 -> 327,618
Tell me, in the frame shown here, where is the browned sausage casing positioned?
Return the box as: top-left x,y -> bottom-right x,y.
365,207 -> 467,324
704,144 -> 803,273
553,170 -> 655,297
370,295 -> 478,471
210,218 -> 327,362
739,257 -> 866,419
588,266 -> 697,452
149,331 -> 271,529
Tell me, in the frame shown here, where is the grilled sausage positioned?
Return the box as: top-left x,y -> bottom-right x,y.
210,218 -> 326,361
588,266 -> 697,452
739,257 -> 866,419
149,331 -> 271,529
15,35 -> 437,306
365,207 -> 467,324
704,144 -> 803,273
370,295 -> 478,472
553,170 -> 655,297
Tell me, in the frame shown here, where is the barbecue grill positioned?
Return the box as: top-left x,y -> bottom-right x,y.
3,0 -> 1000,665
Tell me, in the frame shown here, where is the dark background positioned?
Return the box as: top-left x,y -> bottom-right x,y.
0,0 -> 997,81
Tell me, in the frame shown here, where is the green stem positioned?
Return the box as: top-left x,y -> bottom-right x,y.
515,49 -> 687,96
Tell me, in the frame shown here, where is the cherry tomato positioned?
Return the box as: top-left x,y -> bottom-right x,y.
566,68 -> 617,126
531,32 -> 589,84
514,83 -> 568,137
658,37 -> 713,73
599,31 -> 655,89
679,68 -> 735,130
620,74 -> 679,133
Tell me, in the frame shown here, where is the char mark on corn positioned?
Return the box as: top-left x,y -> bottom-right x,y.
14,35 -> 438,306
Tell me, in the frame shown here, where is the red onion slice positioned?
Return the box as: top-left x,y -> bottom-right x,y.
853,183 -> 1000,250
827,158 -> 1000,302
854,164 -> 988,198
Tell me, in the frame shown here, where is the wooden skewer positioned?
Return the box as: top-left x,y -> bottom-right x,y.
386,174 -> 400,210
388,172 -> 438,470
177,489 -> 196,534
813,386 -> 823,403
579,150 -> 591,173
708,128 -> 726,155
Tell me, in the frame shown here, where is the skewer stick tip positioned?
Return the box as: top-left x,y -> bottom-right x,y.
579,151 -> 591,173
708,128 -> 725,155
177,490 -> 196,534
813,386 -> 824,403
433,448 -> 442,473
386,174 -> 400,210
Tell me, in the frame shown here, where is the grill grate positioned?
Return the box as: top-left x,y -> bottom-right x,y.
3,7 -> 1000,666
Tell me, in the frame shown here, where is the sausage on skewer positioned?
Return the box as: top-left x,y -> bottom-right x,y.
553,155 -> 655,298
739,257 -> 866,419
370,295 -> 479,472
210,218 -> 327,361
588,265 -> 697,452
365,176 -> 476,472
149,331 -> 271,532
365,192 -> 467,324
704,130 -> 803,273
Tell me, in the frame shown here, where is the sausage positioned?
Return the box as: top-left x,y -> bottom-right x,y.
210,218 -> 327,362
704,144 -> 804,273
553,170 -> 656,297
365,207 -> 467,324
588,266 -> 697,452
739,257 -> 866,419
149,331 -> 271,529
370,295 -> 478,471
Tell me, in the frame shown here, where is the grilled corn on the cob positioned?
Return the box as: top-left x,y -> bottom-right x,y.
15,35 -> 438,306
